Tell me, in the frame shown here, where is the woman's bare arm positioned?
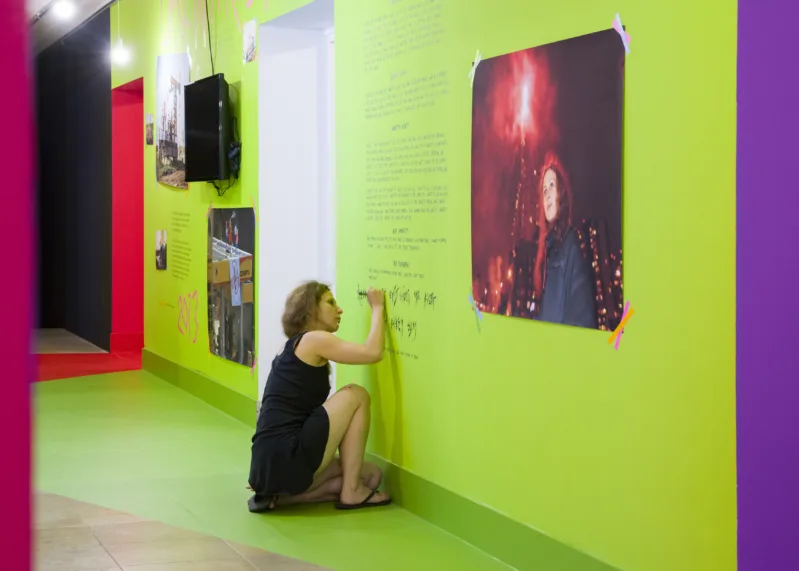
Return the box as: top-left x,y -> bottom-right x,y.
301,288 -> 386,365
304,310 -> 385,365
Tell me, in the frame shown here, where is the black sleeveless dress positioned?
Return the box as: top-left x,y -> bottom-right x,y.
248,332 -> 331,496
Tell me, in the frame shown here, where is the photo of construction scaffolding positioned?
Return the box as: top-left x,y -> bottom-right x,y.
155,53 -> 190,189
207,207 -> 256,367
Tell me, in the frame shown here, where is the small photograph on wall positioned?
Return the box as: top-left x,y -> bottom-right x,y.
470,29 -> 625,332
155,53 -> 190,189
145,114 -> 154,146
155,230 -> 167,270
207,207 -> 256,366
243,19 -> 257,64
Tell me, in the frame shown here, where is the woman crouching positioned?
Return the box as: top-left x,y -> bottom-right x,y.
248,281 -> 390,511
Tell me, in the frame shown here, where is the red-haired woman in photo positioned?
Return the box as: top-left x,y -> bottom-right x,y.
531,151 -> 596,328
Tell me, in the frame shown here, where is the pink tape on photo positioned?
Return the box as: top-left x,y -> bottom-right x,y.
614,300 -> 630,350
612,13 -> 631,54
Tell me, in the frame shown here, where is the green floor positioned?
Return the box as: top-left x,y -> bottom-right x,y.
35,371 -> 513,571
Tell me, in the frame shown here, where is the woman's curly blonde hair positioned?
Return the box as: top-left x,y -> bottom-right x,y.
281,281 -> 331,338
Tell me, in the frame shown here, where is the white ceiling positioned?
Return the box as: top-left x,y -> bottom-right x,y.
29,0 -> 114,55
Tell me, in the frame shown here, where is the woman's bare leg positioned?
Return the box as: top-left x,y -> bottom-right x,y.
247,458 -> 383,510
320,385 -> 389,505
335,389 -> 374,504
278,477 -> 342,506
307,456 -> 382,492
281,461 -> 383,507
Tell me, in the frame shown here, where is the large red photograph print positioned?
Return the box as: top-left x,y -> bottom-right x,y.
470,29 -> 626,332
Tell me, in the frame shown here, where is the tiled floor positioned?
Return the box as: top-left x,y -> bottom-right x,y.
35,492 -> 328,571
35,328 -> 106,354
35,372 -> 513,571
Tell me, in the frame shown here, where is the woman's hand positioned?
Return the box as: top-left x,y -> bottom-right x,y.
367,287 -> 385,311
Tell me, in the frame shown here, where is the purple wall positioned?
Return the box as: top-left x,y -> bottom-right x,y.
737,1 -> 799,569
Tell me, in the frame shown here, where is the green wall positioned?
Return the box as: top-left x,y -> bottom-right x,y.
112,0 -> 311,398
117,0 -> 737,570
335,1 -> 736,571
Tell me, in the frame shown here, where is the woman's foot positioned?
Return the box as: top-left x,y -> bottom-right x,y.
339,484 -> 390,507
247,494 -> 279,513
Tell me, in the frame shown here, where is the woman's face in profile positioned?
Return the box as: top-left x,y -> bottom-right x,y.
316,291 -> 343,333
542,168 -> 559,223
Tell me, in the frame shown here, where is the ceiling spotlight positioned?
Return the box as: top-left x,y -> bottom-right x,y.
111,40 -> 130,65
52,0 -> 76,20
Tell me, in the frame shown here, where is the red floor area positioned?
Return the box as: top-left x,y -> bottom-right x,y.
36,352 -> 142,382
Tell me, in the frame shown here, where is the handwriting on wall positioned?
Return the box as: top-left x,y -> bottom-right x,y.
356,284 -> 436,341
178,290 -> 200,343
388,315 -> 418,340
357,284 -> 436,309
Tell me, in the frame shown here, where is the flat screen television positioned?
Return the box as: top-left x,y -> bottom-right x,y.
185,73 -> 231,182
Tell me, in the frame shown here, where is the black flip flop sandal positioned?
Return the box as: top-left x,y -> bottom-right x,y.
248,493 -> 279,513
335,488 -> 391,510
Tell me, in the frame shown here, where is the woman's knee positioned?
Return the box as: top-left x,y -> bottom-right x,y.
323,385 -> 371,434
338,383 -> 370,405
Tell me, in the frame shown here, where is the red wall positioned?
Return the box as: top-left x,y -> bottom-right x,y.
111,79 -> 144,352
2,0 -> 32,566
